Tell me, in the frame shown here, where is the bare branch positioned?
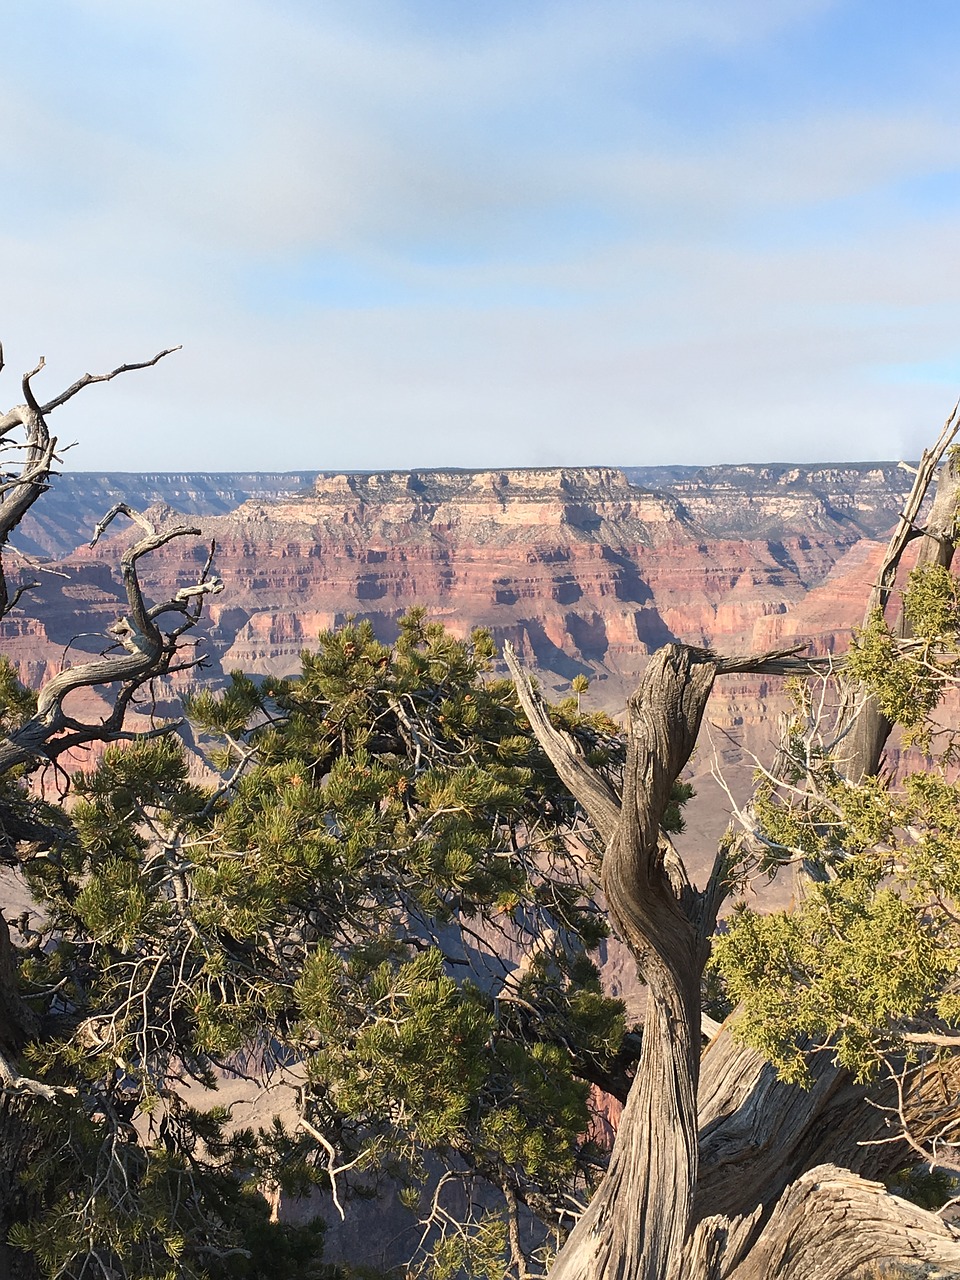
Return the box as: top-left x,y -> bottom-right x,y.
685,643 -> 831,677
0,1046 -> 77,1104
5,580 -> 40,613
0,505 -> 218,773
864,399 -> 960,624
21,356 -> 45,414
40,346 -> 181,414
503,641 -> 620,843
903,1030 -> 960,1047
89,502 -> 159,547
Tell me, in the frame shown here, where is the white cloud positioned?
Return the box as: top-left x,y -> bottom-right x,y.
0,0 -> 957,474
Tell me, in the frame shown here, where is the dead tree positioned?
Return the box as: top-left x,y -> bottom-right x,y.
506,410 -> 960,1280
0,346 -> 224,769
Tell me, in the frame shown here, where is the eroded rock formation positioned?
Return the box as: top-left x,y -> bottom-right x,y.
8,464 -> 906,700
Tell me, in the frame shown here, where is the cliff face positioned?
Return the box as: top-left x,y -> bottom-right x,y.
624,462 -> 911,539
6,463 -> 908,714
41,464 -> 895,716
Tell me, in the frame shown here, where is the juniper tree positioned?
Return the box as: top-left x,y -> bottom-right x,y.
504,415 -> 960,1280
41,412 -> 960,1280
5,604 -> 640,1279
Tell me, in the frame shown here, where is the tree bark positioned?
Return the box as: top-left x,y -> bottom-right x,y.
509,489 -> 960,1280
514,645 -> 724,1280
723,1165 -> 960,1280
695,1029 -> 916,1227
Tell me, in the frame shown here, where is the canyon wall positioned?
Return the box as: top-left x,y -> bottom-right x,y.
0,461 -> 924,970
1,462 -> 913,884
14,462 -> 908,699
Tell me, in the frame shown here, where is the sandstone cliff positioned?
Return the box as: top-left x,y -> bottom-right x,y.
1,463 -> 910,727
32,464 -> 901,707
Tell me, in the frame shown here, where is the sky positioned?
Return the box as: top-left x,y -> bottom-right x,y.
2,0 -> 960,472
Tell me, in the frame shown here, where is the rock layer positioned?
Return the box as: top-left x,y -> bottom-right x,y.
4,464 -> 910,707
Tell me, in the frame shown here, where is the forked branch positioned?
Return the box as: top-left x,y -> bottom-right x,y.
0,346 -> 180,622
0,506 -> 223,774
0,345 -> 221,783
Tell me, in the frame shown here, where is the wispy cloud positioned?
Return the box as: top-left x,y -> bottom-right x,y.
0,0 -> 957,470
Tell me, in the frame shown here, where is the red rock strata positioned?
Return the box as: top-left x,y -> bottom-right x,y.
0,464 -> 913,839
38,467 -> 892,707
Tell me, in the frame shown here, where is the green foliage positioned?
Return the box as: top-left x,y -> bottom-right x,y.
662,780 -> 695,836
8,1094 -> 336,1280
714,857 -> 948,1083
715,726 -> 960,1091
846,564 -> 960,747
713,562 -> 960,1130
10,612 -> 625,1278
0,655 -> 37,729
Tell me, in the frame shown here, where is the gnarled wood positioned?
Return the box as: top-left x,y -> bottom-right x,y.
724,1164 -> 960,1280
838,405 -> 960,779
0,509 -> 223,774
509,444 -> 960,1279
695,1030 -> 911,1226
536,646 -> 722,1279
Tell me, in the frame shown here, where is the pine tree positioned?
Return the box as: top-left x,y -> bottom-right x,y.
8,608 -> 634,1277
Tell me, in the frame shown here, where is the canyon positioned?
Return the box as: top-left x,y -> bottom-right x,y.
1,460 -> 913,887
10,460 -> 909,693
0,459 -> 927,1265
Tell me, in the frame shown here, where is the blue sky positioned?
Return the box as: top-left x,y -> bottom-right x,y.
2,0 -> 959,471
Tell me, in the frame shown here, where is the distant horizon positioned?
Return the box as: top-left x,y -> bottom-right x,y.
51,458 -> 915,479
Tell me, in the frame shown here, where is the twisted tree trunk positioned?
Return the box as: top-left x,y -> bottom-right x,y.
507,424 -> 960,1278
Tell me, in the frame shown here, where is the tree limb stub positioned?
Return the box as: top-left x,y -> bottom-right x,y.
0,348 -> 181,625
723,1164 -> 960,1280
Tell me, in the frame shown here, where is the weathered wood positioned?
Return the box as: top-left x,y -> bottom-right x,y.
838,407 -> 960,779
695,1029 -> 912,1225
725,1164 -> 960,1280
503,641 -> 621,844
540,646 -> 720,1280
